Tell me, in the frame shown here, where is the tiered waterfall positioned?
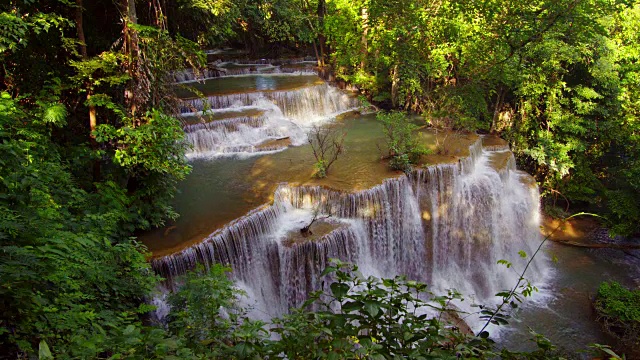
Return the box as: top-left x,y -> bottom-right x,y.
153,139 -> 546,326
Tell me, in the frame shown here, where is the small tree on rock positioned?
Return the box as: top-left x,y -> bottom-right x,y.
308,123 -> 346,178
379,111 -> 428,173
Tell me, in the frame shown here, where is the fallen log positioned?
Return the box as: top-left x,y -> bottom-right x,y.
550,239 -> 640,250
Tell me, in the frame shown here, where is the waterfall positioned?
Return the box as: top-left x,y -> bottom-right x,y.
172,60 -> 318,83
172,68 -> 224,83
182,85 -> 359,158
180,84 -> 358,120
152,138 -> 548,328
183,109 -> 294,157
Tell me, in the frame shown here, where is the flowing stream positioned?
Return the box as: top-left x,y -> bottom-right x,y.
153,141 -> 546,329
178,74 -> 358,158
145,66 -> 639,353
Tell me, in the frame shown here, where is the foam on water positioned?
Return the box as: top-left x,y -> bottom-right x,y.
153,139 -> 550,333
182,86 -> 359,158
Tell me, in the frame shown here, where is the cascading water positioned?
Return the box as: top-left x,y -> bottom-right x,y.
183,102 -> 294,157
180,83 -> 360,158
415,142 -> 544,302
180,83 -> 358,119
152,138 -> 548,329
172,60 -> 318,83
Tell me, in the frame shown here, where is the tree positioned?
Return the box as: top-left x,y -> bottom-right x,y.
308,123 -> 346,178
379,111 -> 428,173
0,0 -> 210,356
321,0 -> 640,235
0,93 -> 158,356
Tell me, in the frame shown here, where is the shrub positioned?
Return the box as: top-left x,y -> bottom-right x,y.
378,111 -> 429,173
594,281 -> 640,353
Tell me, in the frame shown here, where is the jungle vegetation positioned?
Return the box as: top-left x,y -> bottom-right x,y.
1,0 -> 639,358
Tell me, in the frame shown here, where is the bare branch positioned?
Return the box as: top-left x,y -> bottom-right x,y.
308,123 -> 346,178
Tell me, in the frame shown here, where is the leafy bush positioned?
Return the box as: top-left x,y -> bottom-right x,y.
162,260 -> 604,359
423,85 -> 489,132
167,265 -> 263,354
0,94 -> 161,357
595,282 -> 640,323
269,261 -> 492,359
594,281 -> 640,352
378,111 -> 429,173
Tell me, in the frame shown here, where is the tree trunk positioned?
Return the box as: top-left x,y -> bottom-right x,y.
312,40 -> 321,67
391,65 -> 399,108
360,7 -> 368,69
76,0 -> 100,181
151,0 -> 166,29
121,0 -> 139,121
75,0 -> 87,58
490,87 -> 505,134
75,0 -> 96,134
317,0 -> 326,67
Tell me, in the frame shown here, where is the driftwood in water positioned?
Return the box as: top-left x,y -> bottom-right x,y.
550,239 -> 640,250
300,226 -> 313,237
300,212 -> 318,237
300,209 -> 332,237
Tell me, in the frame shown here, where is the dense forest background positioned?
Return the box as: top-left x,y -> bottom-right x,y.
1,0 -> 639,358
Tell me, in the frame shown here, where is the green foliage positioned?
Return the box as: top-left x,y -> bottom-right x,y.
99,325 -> 197,360
596,282 -> 640,323
162,260 -> 603,359
378,111 -> 429,173
0,0 -> 205,355
0,7 -> 72,53
169,265 -> 244,349
594,282 -> 640,354
132,24 -> 205,113
166,265 -> 268,358
0,93 -> 162,357
605,189 -> 640,236
424,85 -> 490,131
69,51 -> 130,91
269,261 -> 493,359
321,0 -> 640,235
314,159 -> 328,178
173,0 -> 241,47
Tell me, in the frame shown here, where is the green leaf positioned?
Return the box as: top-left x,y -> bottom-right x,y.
42,103 -> 67,126
330,282 -> 349,298
320,266 -> 336,277
363,300 -> 381,317
39,340 -> 53,359
233,342 -> 252,358
341,300 -> 362,313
